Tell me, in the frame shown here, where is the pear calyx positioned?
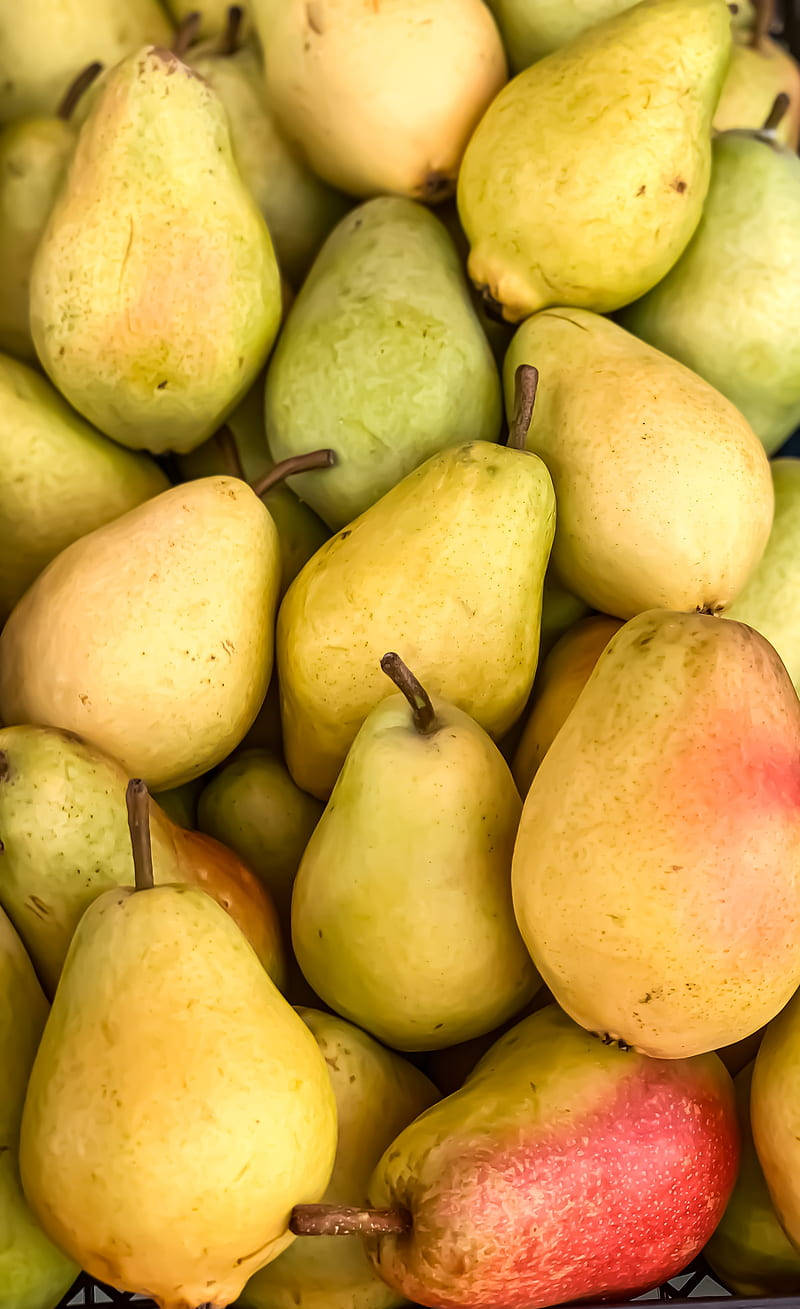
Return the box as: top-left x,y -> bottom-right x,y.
380,652 -> 438,735
125,779 -> 155,892
219,5 -> 245,56
507,364 -> 539,451
171,11 -> 202,59
57,62 -> 104,121
250,448 -> 336,498
290,1204 -> 412,1237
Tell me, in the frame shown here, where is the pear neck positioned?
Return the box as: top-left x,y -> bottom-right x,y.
380,653 -> 437,735
126,779 -> 155,892
290,1205 -> 412,1237
250,448 -> 336,498
507,364 -> 539,451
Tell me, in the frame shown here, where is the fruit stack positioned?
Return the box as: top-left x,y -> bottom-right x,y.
2,1 -> 800,1308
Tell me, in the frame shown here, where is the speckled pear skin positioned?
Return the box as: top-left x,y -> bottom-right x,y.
278,441 -> 555,799
0,478 -> 280,790
19,886 -> 337,1309
242,1009 -> 438,1309
727,461 -> 800,692
458,0 -> 731,321
0,353 -> 168,622
29,46 -> 281,454
503,309 -> 773,619
265,198 -> 502,530
368,1005 -> 739,1309
0,907 -> 78,1309
512,611 -> 800,1058
621,133 -> 800,454
714,38 -> 800,148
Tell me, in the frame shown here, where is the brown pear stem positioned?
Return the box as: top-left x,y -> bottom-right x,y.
290,1205 -> 412,1237
219,5 -> 245,55
251,448 -> 336,498
171,10 -> 202,58
380,653 -> 437,735
507,364 -> 539,451
752,0 -> 773,48
214,425 -> 245,480
126,780 -> 155,893
763,91 -> 790,132
57,62 -> 103,120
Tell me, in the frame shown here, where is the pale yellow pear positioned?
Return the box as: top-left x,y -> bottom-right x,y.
0,478 -> 279,790
715,37 -> 800,147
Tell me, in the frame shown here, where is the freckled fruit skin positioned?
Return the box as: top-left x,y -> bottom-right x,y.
368,1005 -> 739,1309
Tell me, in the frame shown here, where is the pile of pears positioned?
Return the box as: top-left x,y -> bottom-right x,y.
4,0 -> 800,1307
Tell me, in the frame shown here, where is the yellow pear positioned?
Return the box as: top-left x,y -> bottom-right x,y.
714,6 -> 800,148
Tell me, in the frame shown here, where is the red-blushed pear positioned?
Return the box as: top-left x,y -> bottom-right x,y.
290,1005 -> 739,1309
512,610 -> 800,1058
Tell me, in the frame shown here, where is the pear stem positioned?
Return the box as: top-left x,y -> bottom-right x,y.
752,0 -> 773,48
219,5 -> 245,55
763,92 -> 790,132
290,1205 -> 412,1237
251,449 -> 336,498
214,424 -> 245,480
126,779 -> 155,893
57,62 -> 103,120
171,11 -> 202,58
380,653 -> 437,735
507,364 -> 539,451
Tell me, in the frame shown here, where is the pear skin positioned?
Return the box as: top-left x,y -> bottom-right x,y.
485,0 -> 639,70
458,0 -> 731,321
278,440 -> 555,798
714,37 -> 800,148
368,1005 -> 739,1309
504,309 -> 773,618
265,198 -> 503,530
538,574 -> 590,657
0,353 -> 168,622
512,616 -> 623,795
241,1010 -> 438,1309
0,478 -> 279,790
0,907 -> 77,1309
512,611 -> 800,1058
29,46 -> 281,454
752,990 -> 800,1257
151,779 -> 202,829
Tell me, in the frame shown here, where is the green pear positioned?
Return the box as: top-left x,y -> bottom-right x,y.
726,461 -> 800,690
152,779 -> 203,828
538,574 -> 590,657
513,610 -> 800,1058
458,0 -> 731,322
29,46 -> 281,455
485,0 -> 639,70
0,477 -> 279,790
504,309 -> 773,618
254,0 -> 506,201
0,353 -> 168,622
292,655 -> 539,1050
621,122 -> 800,455
241,1009 -> 438,1309
714,37 -> 800,147
186,23 -> 349,286
19,782 -> 337,1308
278,374 -> 555,798
198,749 -> 322,922
265,197 -> 502,530
706,1062 -> 800,1295
0,0 -> 171,120
0,907 -> 77,1309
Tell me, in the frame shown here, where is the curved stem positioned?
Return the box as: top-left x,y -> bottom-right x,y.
0,751 -> 8,782
507,364 -> 539,451
290,1205 -> 412,1237
380,653 -> 437,735
171,10 -> 201,58
214,425 -> 245,480
219,5 -> 245,55
126,780 -> 155,893
763,92 -> 790,133
57,62 -> 103,120
251,448 -> 336,498
752,0 -> 773,48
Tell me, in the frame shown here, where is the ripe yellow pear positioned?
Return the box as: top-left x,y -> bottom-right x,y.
714,16 -> 800,147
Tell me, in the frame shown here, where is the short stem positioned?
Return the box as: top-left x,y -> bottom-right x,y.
251,449 -> 336,498
214,425 -> 245,480
126,780 -> 155,892
219,4 -> 244,55
290,1205 -> 412,1237
763,91 -> 790,133
57,62 -> 103,120
507,364 -> 539,450
171,11 -> 201,58
752,0 -> 773,48
380,653 -> 437,735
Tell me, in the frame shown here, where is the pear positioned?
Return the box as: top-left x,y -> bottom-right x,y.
278,368 -> 555,798
513,610 -> 800,1058
265,197 -> 503,530
152,779 -> 203,828
0,726 -> 286,995
0,354 -> 168,623
750,989 -> 800,1256
0,907 -> 77,1309
355,1006 -> 739,1308
0,477 -> 283,790
241,1009 -> 438,1309
726,461 -> 800,690
19,781 -> 337,1307
621,115 -> 800,455
0,0 -> 171,120
714,0 -> 800,147
458,0 -> 731,322
512,616 -> 623,795
29,46 -> 281,455
293,655 -> 539,1049
253,0 -> 507,201
485,0 -> 639,70
504,309 -> 773,618
706,1062 -> 800,1294
538,574 -> 590,657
